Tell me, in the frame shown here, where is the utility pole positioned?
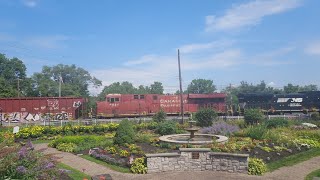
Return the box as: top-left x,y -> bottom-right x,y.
59,74 -> 62,97
229,84 -> 233,116
178,49 -> 184,124
17,78 -> 20,97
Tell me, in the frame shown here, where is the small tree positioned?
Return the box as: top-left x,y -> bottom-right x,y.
194,108 -> 217,127
113,119 -> 135,146
152,109 -> 167,123
155,121 -> 177,135
244,109 -> 264,125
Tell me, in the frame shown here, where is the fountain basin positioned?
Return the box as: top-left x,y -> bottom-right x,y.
159,134 -> 228,145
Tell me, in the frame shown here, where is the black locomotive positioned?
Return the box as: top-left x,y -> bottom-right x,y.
238,91 -> 320,114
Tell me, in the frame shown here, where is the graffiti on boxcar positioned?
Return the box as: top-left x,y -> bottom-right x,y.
73,101 -> 81,108
47,99 -> 59,110
0,112 -> 73,122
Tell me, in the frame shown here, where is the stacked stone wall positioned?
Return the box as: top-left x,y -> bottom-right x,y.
146,148 -> 248,174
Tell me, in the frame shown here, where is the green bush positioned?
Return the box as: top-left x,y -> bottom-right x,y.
244,109 -> 264,125
130,157 -> 147,174
56,142 -> 77,152
248,158 -> 267,175
311,112 -> 320,121
114,119 -> 135,146
152,109 -> 167,123
244,125 -> 267,140
194,108 -> 217,127
155,121 -> 178,135
264,118 -> 289,128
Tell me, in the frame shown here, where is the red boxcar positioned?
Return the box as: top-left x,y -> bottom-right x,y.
96,93 -> 226,118
0,97 -> 85,122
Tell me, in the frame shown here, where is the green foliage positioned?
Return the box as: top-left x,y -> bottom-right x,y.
56,143 -> 77,152
311,112 -> 320,121
135,132 -> 154,143
130,157 -> 147,174
155,121 -> 178,135
244,109 -> 264,125
187,78 -> 216,94
152,109 -> 167,123
260,146 -> 273,152
248,158 -> 267,175
49,135 -> 112,153
31,64 -> 101,97
113,119 -> 135,146
244,125 -> 267,140
306,168 -> 320,180
150,81 -> 164,94
194,108 -> 217,127
119,150 -> 129,157
264,118 -> 289,128
0,142 -> 67,179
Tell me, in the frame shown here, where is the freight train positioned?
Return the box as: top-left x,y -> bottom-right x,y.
238,91 -> 320,114
0,97 -> 85,123
96,93 -> 227,118
96,91 -> 320,118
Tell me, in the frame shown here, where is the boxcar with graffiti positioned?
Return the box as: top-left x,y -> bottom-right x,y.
96,93 -> 226,118
0,97 -> 85,123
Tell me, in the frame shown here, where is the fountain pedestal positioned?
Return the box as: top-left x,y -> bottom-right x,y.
185,121 -> 199,139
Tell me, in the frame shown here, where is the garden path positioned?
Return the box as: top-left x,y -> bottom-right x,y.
34,143 -> 320,180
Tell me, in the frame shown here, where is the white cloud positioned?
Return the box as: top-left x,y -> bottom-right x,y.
178,40 -> 234,54
205,0 -> 302,32
24,35 -> 69,49
305,42 -> 320,56
22,0 -> 38,8
267,82 -> 276,87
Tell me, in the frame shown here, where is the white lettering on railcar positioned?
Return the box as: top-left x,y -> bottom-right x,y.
277,98 -> 303,103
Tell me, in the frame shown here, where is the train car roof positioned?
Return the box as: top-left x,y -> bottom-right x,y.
188,93 -> 226,98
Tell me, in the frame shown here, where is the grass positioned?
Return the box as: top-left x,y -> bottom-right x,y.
267,148 -> 320,172
57,163 -> 91,180
305,169 -> 320,180
81,154 -> 131,173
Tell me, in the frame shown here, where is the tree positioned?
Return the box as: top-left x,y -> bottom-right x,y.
31,64 -> 101,97
150,81 -> 164,94
194,108 -> 217,127
0,54 -> 30,97
152,109 -> 167,123
98,81 -> 137,100
187,79 -> 216,94
283,83 -> 300,94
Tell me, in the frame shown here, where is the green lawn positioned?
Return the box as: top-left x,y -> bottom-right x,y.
80,155 -> 131,173
57,163 -> 91,180
267,148 -> 320,172
305,169 -> 320,180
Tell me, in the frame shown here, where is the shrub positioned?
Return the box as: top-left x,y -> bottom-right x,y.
200,122 -> 239,136
119,150 -> 129,157
244,109 -> 264,125
248,158 -> 267,175
244,125 -> 268,140
130,157 -> 147,174
135,132 -> 154,143
155,121 -> 178,135
113,119 -> 135,146
56,143 -> 77,152
265,118 -> 289,128
194,108 -> 217,127
152,109 -> 167,123
311,112 -> 320,121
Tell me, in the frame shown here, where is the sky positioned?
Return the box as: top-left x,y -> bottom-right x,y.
0,0 -> 320,94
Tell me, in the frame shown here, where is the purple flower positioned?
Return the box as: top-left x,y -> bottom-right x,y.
16,166 -> 27,174
18,146 -> 28,159
27,140 -> 34,150
44,162 -> 55,169
201,122 -> 239,136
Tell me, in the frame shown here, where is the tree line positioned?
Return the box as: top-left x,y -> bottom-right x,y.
0,53 -> 318,101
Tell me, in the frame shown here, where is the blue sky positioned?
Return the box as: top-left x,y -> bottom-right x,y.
0,0 -> 320,94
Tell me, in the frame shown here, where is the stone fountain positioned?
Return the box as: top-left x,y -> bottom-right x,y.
159,120 -> 228,145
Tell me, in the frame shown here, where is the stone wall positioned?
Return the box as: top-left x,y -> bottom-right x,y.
146,148 -> 248,174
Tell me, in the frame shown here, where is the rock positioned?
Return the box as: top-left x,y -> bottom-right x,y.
276,153 -> 281,156
254,151 -> 258,155
297,147 -> 301,151
286,149 -> 293,153
266,157 -> 271,161
76,154 -> 83,156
